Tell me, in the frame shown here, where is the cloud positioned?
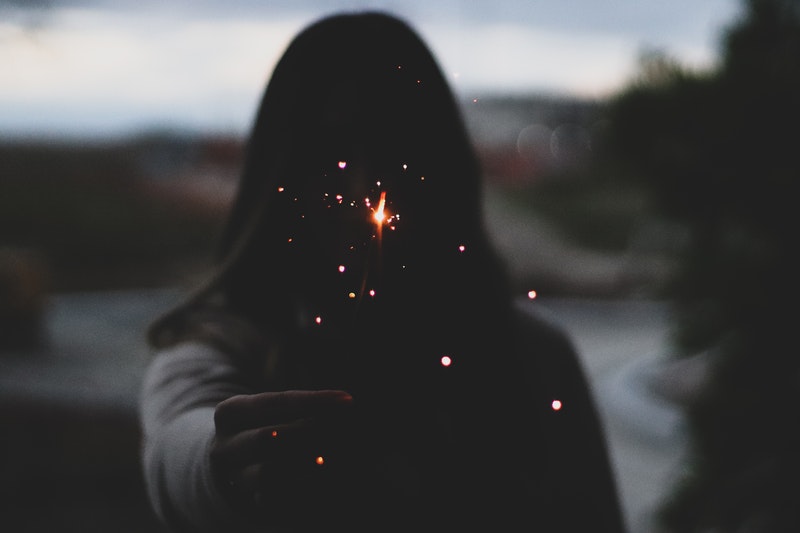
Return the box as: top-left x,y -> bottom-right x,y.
0,1 -> 739,137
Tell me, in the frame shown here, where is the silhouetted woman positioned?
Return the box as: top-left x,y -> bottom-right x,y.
139,11 -> 625,533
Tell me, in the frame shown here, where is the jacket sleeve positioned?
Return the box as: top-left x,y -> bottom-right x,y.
138,342 -> 261,533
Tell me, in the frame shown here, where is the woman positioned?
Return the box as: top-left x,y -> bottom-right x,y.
139,11 -> 625,533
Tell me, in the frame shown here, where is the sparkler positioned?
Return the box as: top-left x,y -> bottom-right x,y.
288,155 -> 465,382
354,189 -> 390,312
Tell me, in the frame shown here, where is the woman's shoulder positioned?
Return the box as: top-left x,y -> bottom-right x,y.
508,300 -> 590,393
510,300 -> 576,356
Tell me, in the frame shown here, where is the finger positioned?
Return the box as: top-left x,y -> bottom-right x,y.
217,433 -> 326,509
212,419 -> 314,470
223,462 -> 271,512
215,390 -> 353,434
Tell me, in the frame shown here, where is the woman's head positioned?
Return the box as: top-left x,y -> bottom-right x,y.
149,11 -> 511,349
229,14 -> 484,238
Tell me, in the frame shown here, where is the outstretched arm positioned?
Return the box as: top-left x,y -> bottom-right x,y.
139,342 -> 354,532
139,342 -> 255,532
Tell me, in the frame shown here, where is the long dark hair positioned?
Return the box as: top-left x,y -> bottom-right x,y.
148,11 -> 514,360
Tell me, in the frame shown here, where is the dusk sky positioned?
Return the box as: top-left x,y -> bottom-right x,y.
0,0 -> 742,138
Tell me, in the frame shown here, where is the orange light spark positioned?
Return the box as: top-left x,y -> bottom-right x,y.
373,191 -> 387,225
315,456 -> 325,465
527,290 -> 537,300
314,316 -> 322,325
338,161 -> 347,169
271,430 -> 278,438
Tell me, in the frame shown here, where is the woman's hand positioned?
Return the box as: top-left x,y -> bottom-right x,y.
210,389 -> 354,516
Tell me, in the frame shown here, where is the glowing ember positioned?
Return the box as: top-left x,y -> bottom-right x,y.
338,265 -> 346,273
440,355 -> 452,367
402,163 -> 408,170
373,191 -> 387,225
271,430 -> 278,438
527,290 -> 537,300
458,245 -> 466,253
314,316 -> 322,325
551,400 -> 562,411
338,161 -> 347,169
368,289 -> 376,297
287,238 -> 293,243
277,186 -> 285,192
315,456 -> 325,465
348,292 -> 356,299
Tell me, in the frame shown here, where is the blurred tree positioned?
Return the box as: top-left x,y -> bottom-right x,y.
603,0 -> 800,531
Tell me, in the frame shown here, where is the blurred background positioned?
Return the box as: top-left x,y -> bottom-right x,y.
2,0 -> 797,532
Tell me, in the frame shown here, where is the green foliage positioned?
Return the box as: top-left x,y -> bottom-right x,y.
0,140 -> 223,291
499,173 -> 652,253
603,0 -> 800,531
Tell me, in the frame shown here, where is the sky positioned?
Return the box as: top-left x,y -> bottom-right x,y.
0,0 -> 743,139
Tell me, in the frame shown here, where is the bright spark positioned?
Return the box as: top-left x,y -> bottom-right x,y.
373,191 -> 387,225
